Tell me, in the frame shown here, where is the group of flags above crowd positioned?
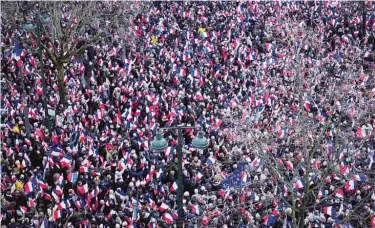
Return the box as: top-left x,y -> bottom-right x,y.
1,1 -> 375,227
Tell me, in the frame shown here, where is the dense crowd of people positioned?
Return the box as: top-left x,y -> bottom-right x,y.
1,1 -> 375,227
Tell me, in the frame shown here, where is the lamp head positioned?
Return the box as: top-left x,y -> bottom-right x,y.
150,133 -> 168,152
23,21 -> 35,32
39,13 -> 51,25
192,131 -> 209,150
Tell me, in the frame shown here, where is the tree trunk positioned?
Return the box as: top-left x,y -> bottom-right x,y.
57,65 -> 66,105
298,207 -> 306,228
362,2 -> 367,39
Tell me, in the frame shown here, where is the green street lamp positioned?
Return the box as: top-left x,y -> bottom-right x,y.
23,21 -> 35,32
192,131 -> 209,150
118,13 -> 126,24
40,16 -> 51,25
151,127 -> 209,228
150,133 -> 168,152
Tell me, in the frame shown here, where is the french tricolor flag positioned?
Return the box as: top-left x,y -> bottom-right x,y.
218,189 -> 231,200
356,127 -> 366,138
52,189 -> 60,202
345,180 -> 356,192
10,183 -> 16,195
38,180 -> 48,189
77,183 -> 89,195
40,220 -> 49,228
116,189 -> 126,201
60,155 -> 72,169
158,201 -> 170,212
127,158 -> 134,169
304,100 -> 311,111
221,171 -> 227,179
28,109 -> 37,119
265,43 -> 272,52
191,204 -> 200,215
243,155 -> 251,163
75,200 -> 85,210
52,209 -> 62,221
171,210 -> 179,220
179,68 -> 186,77
58,201 -> 68,210
4,98 -> 12,108
370,217 -> 375,227
19,206 -> 27,214
192,69 -> 200,77
206,45 -> 214,52
107,210 -> 117,221
6,148 -> 14,157
14,49 -> 27,59
201,32 -> 210,38
36,85 -> 43,95
90,75 -> 96,84
163,213 -> 174,225
24,181 -> 34,194
277,126 -> 288,138
67,171 -> 78,184
241,171 -> 248,183
263,215 -> 278,226
195,91 -> 204,101
169,28 -> 176,35
211,31 -> 219,39
323,206 -> 336,217
328,18 -> 336,26
170,181 -> 178,192
353,174 -> 366,182
214,118 -> 223,130
51,150 -> 62,158
294,179 -> 304,190
79,64 -> 85,73
145,173 -> 152,183
195,172 -> 203,181
237,16 -> 244,23
335,189 -> 344,198
25,138 -> 32,146
164,146 -> 174,158
364,50 -> 371,58
339,151 -> 346,161
202,216 -> 210,226
341,36 -> 349,44
284,161 -> 294,171
43,193 -> 52,200
79,166 -> 89,173
326,128 -> 336,137
28,198 -> 36,208
317,187 -> 325,201
207,156 -> 216,165
64,74 -> 69,84
117,160 -> 126,171
55,185 -> 63,195
250,157 -> 261,169
148,223 -> 157,228
182,51 -> 190,61
283,185 -> 288,197
340,163 -> 349,175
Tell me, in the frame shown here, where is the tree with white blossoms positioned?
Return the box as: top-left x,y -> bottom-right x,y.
200,16 -> 375,228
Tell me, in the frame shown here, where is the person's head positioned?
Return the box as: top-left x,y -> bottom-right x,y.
279,212 -> 286,220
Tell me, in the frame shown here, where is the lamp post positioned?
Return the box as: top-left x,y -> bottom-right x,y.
23,12 -> 51,134
151,127 -> 209,228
